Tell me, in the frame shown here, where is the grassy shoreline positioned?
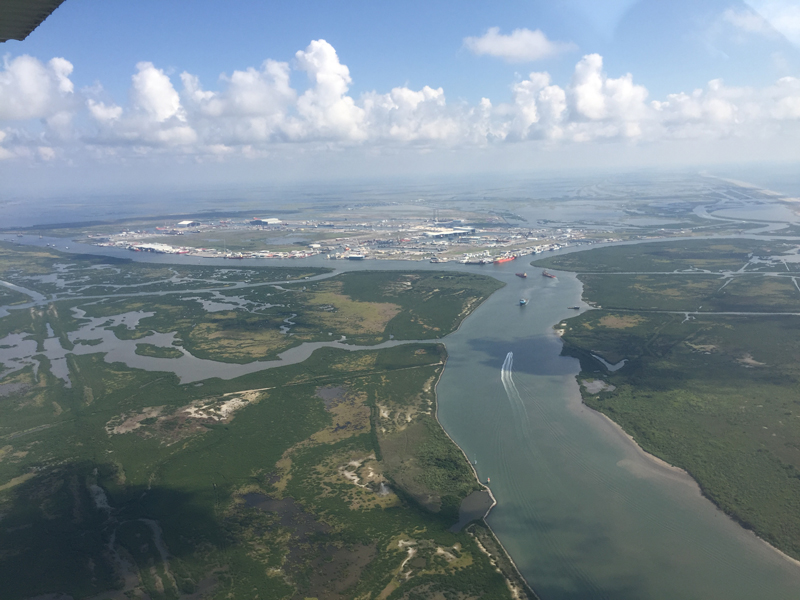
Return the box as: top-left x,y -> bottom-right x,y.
0,241 -> 524,598
537,240 -> 800,563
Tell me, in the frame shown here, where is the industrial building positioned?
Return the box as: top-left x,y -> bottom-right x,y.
421,227 -> 476,239
250,217 -> 282,226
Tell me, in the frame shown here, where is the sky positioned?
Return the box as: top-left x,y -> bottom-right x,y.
1,0 -> 800,195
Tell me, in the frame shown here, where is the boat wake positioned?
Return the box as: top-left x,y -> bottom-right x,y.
501,352 -> 529,427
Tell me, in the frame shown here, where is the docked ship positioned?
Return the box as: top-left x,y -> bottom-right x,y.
494,255 -> 516,264
515,272 -> 527,278
542,270 -> 557,279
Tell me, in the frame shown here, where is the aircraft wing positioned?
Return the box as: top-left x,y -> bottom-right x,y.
1,0 -> 66,42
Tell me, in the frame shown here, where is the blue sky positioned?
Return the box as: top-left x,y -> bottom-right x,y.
1,0 -> 800,193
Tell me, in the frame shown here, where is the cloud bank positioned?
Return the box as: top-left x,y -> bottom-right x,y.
2,39 -> 800,163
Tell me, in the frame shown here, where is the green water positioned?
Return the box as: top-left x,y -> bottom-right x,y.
436,264 -> 800,600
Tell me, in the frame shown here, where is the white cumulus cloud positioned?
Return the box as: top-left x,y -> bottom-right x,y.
362,85 -> 462,143
505,72 -> 567,140
180,60 -> 296,144
569,54 -> 648,124
464,27 -> 576,63
3,41 -> 800,162
87,99 -> 123,122
84,62 -> 198,148
0,55 -> 75,120
131,62 -> 185,122
291,39 -> 366,141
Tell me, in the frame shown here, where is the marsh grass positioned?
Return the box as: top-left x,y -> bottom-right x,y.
533,238 -> 797,273
0,243 -> 516,599
556,239 -> 800,561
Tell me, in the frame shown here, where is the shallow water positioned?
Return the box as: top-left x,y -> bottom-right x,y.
450,490 -> 493,533
712,204 -> 800,223
0,306 -> 435,385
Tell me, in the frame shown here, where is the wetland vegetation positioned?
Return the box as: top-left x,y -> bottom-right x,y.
0,241 -> 501,365
0,243 -> 526,599
535,239 -> 800,561
135,343 -> 184,359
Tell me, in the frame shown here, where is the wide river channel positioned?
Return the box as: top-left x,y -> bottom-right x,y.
7,236 -> 800,599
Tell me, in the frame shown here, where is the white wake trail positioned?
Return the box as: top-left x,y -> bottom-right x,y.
501,352 -> 529,425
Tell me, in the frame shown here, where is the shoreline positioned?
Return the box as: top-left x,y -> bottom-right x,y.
432,354 -> 539,600
10,224 -> 800,593
560,261 -> 800,573
583,394 -> 800,570
430,278 -> 539,600
705,173 -> 800,215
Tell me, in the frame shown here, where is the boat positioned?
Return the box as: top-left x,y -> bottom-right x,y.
568,306 -> 580,310
542,270 -> 557,279
430,256 -> 449,263
515,272 -> 527,278
494,255 -> 516,264
519,298 -> 528,306
347,254 -> 366,260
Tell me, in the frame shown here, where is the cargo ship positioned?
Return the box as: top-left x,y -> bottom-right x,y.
515,272 -> 527,278
542,270 -> 557,279
494,255 -> 516,264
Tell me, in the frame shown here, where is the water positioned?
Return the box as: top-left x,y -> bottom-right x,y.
4,238 -> 800,598
450,490 -> 494,533
0,307 -> 436,385
435,264 -> 800,599
712,204 -> 800,223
